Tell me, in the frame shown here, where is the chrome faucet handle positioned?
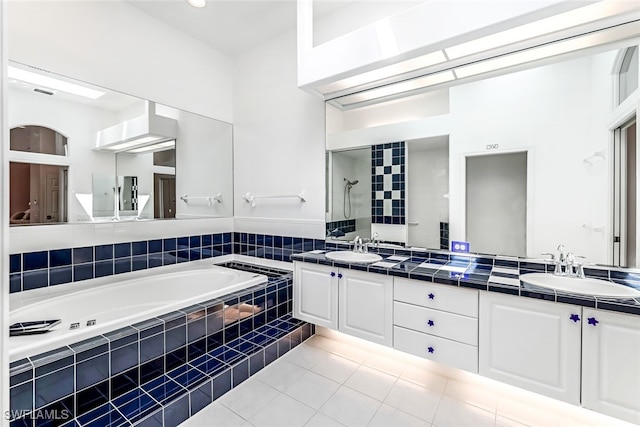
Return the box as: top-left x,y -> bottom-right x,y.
541,252 -> 555,261
566,252 -> 575,276
573,255 -> 586,278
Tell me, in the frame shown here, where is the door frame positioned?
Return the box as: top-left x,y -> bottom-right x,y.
460,147 -> 534,257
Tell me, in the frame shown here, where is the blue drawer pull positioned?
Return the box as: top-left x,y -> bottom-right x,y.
330,272 -> 336,277
428,293 -> 435,300
338,273 -> 343,279
427,346 -> 434,354
587,317 -> 599,326
427,320 -> 435,327
570,314 -> 580,323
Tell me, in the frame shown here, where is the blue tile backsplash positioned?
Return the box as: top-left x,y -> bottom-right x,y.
9,270 -> 314,427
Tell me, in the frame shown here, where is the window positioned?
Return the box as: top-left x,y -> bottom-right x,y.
10,125 -> 68,155
618,46 -> 638,105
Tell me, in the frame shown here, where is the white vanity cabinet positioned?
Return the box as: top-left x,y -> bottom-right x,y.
339,269 -> 393,346
293,262 -> 338,329
293,262 -> 393,346
479,292 -> 582,405
581,308 -> 640,424
393,278 -> 479,373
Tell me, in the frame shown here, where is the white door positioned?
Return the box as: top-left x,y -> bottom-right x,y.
339,269 -> 393,346
466,152 -> 527,257
479,293 -> 581,404
293,262 -> 338,329
582,308 -> 640,424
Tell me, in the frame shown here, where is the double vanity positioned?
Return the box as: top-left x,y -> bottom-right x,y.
291,246 -> 640,425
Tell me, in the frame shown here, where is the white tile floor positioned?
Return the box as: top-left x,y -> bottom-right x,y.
181,332 -> 638,427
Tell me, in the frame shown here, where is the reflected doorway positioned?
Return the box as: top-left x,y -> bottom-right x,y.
154,173 -> 176,219
466,152 -> 527,257
613,117 -> 637,267
10,162 -> 68,225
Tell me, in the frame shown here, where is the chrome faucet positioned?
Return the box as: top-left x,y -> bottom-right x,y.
371,232 -> 380,250
543,244 -> 585,278
353,236 -> 363,253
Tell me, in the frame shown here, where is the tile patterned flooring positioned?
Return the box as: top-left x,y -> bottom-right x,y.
181,332 -> 637,427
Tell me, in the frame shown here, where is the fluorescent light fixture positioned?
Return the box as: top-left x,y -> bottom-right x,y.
8,65 -> 105,99
128,140 -> 175,154
336,70 -> 455,106
445,0 -> 638,59
188,0 -> 206,7
317,51 -> 447,94
455,23 -> 640,79
102,136 -> 162,151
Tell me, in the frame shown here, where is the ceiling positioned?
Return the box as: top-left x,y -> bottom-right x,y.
126,0 -> 349,56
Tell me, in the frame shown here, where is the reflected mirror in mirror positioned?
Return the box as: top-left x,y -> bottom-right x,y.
8,62 -> 233,224
326,41 -> 640,267
326,137 -> 449,249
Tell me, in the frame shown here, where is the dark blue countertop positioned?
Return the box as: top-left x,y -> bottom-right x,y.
291,249 -> 640,316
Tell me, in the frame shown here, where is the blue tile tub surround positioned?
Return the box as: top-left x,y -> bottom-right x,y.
326,219 -> 356,237
292,247 -> 640,316
9,233 -> 233,293
9,272 -> 314,427
232,232 -> 325,261
371,142 -> 406,225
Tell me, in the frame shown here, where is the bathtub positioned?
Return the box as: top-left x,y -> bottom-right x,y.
9,262 -> 267,361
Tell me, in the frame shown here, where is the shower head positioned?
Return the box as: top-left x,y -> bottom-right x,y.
344,178 -> 359,186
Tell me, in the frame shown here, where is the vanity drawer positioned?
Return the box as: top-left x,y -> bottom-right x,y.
394,326 -> 478,373
394,278 -> 478,317
393,301 -> 478,346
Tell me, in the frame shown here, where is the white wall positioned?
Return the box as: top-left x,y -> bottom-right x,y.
7,1 -> 233,122
233,29 -> 326,238
174,110 -> 233,219
449,51 -> 614,263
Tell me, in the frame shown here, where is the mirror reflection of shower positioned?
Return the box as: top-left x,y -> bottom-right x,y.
343,178 -> 359,218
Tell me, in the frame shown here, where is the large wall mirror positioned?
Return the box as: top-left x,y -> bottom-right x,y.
7,62 -> 233,225
326,41 -> 640,268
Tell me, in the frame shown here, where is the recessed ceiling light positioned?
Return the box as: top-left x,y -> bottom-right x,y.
188,0 -> 206,8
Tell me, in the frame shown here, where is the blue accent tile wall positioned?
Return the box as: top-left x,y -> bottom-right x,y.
9,232 -> 325,294
9,233 -> 233,294
371,142 -> 405,225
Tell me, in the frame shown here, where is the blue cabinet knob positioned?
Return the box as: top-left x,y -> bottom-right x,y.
427,320 -> 435,327
570,314 -> 580,323
587,317 -> 599,326
330,272 -> 336,277
428,293 -> 435,300
338,273 -> 343,279
427,346 -> 434,354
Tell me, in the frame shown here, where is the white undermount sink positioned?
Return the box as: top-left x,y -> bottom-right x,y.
325,251 -> 382,264
520,273 -> 640,298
